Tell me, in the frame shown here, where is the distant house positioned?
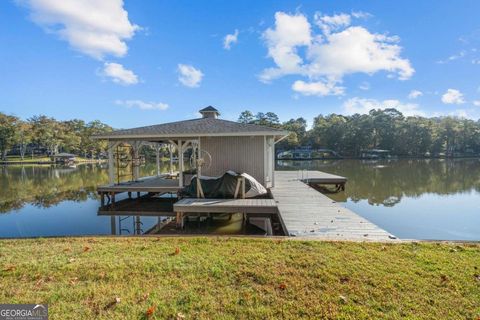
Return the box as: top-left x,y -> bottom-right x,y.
94,106 -> 289,188
360,149 -> 391,159
51,153 -> 76,164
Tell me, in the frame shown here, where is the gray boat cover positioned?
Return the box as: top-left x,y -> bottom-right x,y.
181,170 -> 267,198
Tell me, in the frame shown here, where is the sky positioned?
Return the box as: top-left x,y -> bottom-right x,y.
1,0 -> 480,128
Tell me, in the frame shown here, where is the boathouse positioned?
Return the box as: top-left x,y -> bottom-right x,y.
95,106 -> 289,188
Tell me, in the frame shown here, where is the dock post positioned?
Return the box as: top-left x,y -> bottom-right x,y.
176,212 -> 184,229
241,176 -> 246,199
110,216 -> 116,235
178,140 -> 184,187
169,144 -> 173,175
155,143 -> 161,177
132,141 -> 140,182
108,141 -> 115,185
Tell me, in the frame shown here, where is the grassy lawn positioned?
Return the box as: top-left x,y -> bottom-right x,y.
0,237 -> 479,319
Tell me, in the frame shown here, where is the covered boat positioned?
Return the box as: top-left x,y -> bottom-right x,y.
180,171 -> 267,199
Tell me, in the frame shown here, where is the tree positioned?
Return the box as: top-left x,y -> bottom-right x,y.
0,113 -> 19,160
63,119 -> 85,154
17,120 -> 33,160
29,115 -> 63,155
282,118 -> 307,148
253,112 -> 280,127
238,110 -> 254,124
82,120 -> 113,158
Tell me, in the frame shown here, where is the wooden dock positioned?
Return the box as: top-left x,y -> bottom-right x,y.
272,171 -> 396,241
96,170 -> 396,241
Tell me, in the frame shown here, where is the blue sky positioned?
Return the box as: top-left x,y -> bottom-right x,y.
1,0 -> 480,128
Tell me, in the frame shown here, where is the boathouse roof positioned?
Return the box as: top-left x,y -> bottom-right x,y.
95,106 -> 289,140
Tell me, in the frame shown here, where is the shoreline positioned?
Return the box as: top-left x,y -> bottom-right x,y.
277,155 -> 480,160
0,159 -> 107,165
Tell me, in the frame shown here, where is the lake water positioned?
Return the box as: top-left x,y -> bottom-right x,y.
1,159 -> 479,240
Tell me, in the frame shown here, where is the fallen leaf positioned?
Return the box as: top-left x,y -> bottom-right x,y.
63,248 -> 71,252
339,295 -> 348,304
146,305 -> 156,318
104,297 -> 121,310
278,283 -> 287,291
68,258 -> 76,263
174,247 -> 180,255
70,277 -> 78,285
339,276 -> 349,284
177,312 -> 186,319
3,265 -> 15,272
83,246 -> 91,252
138,293 -> 149,303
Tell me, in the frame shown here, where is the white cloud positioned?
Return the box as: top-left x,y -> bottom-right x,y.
450,109 -> 468,118
343,97 -> 426,117
441,89 -> 465,104
177,64 -> 204,87
223,29 -> 239,50
359,82 -> 370,90
19,0 -> 139,59
260,12 -> 312,82
260,12 -> 414,96
437,50 -> 466,64
307,26 -> 413,81
314,12 -> 351,35
351,11 -> 372,19
473,100 -> 480,106
432,108 -> 479,119
292,80 -> 345,96
102,62 -> 138,85
115,99 -> 169,111
408,90 -> 423,99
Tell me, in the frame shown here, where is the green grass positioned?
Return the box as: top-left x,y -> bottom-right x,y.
0,237 -> 479,319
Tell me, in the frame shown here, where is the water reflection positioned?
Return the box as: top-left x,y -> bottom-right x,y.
0,163 -> 176,213
277,158 -> 480,207
0,164 -> 107,212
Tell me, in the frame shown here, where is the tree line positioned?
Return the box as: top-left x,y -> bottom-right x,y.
238,108 -> 480,157
0,113 -> 113,160
2,108 -> 479,160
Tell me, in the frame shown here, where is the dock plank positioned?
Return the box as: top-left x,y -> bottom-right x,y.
174,198 -> 278,214
97,176 -> 182,193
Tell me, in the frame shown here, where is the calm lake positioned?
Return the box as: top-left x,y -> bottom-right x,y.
0,159 -> 479,240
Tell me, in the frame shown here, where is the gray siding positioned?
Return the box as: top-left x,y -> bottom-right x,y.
200,136 -> 266,185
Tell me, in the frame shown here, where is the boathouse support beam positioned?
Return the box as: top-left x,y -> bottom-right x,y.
169,144 -> 173,174
178,139 -> 184,187
131,141 -> 141,181
155,143 -> 161,177
107,141 -> 120,185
